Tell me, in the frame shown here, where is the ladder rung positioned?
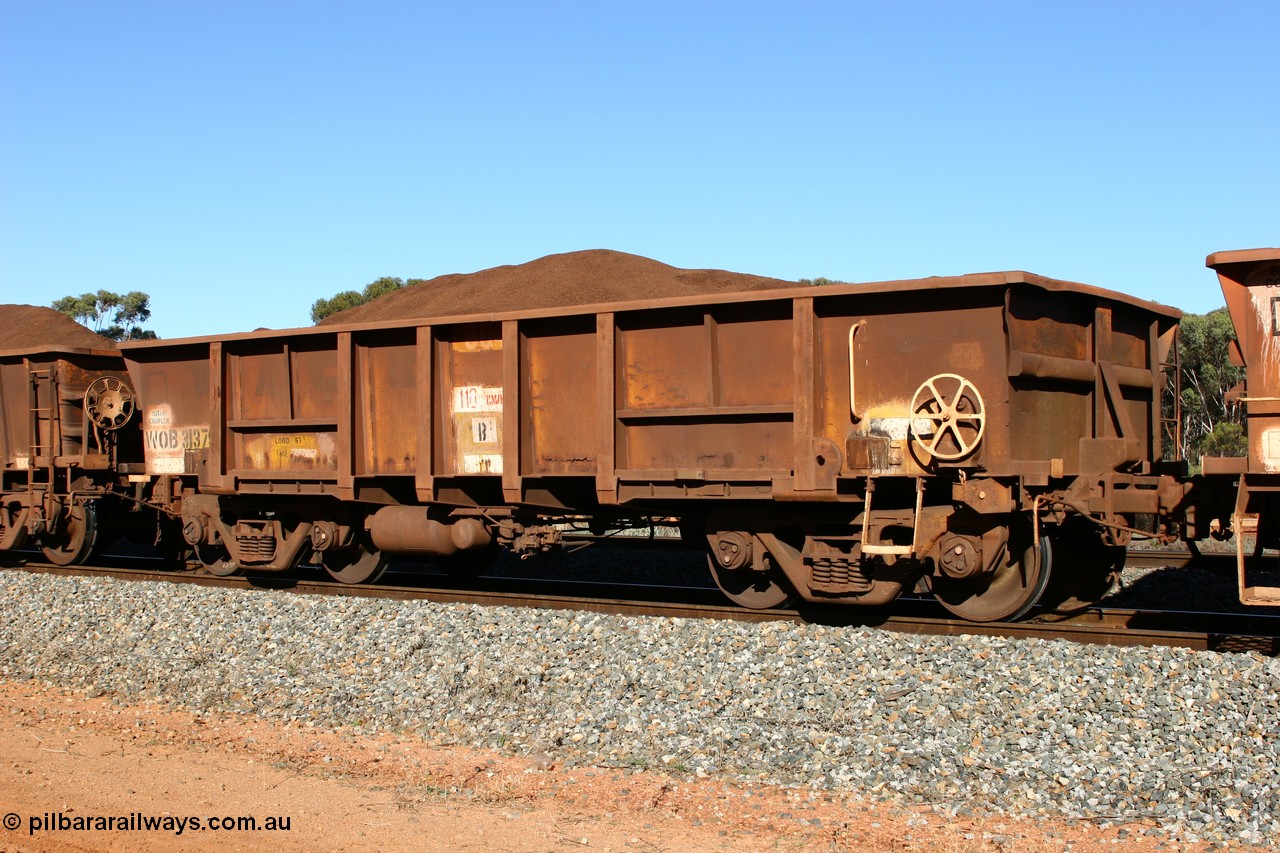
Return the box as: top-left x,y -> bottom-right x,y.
1241,586 -> 1280,606
862,544 -> 914,556
1234,511 -> 1278,606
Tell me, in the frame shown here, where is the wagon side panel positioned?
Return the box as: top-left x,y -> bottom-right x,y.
520,316 -> 599,477
353,329 -> 418,477
613,301 -> 794,485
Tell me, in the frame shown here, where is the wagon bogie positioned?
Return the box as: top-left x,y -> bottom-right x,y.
40,501 -> 100,566
0,495 -> 29,551
180,494 -> 322,574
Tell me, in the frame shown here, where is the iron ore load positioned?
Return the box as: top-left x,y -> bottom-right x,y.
3,250 -> 1280,622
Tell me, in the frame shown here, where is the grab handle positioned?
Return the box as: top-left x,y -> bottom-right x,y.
848,320 -> 866,422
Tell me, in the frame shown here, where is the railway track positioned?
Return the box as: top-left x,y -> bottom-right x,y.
5,554 -> 1277,656
571,536 -> 1230,571
1124,548 -> 1234,570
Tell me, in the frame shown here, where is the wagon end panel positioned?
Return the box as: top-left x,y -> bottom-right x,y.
1005,287 -> 1168,477
819,289 -> 1010,478
55,354 -> 143,470
0,359 -> 24,469
2,351 -> 136,478
123,344 -> 215,481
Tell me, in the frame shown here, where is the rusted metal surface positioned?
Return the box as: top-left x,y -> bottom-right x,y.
119,272 -> 1180,500
366,507 -> 491,557
122,343 -> 214,477
442,329 -> 504,476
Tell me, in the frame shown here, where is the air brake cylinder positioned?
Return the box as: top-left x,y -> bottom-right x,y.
367,507 -> 492,557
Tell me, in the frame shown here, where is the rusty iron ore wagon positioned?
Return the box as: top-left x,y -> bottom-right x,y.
116,267 -> 1189,622
5,250 -> 1279,622
0,342 -> 150,563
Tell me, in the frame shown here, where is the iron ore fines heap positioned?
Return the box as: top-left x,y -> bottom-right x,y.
1,569 -> 1277,845
318,249 -> 798,324
0,304 -> 115,350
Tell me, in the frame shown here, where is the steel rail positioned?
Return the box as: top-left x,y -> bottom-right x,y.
271,530 -> 1238,571
4,559 -> 1276,656
565,538 -> 1233,573
1124,549 -> 1223,570
563,539 -> 1253,581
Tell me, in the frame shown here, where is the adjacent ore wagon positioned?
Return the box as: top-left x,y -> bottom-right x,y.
0,342 -> 151,563
120,269 -> 1186,621
1204,248 -> 1280,605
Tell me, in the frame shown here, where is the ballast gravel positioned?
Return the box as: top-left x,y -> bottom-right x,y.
1,571 -> 1277,846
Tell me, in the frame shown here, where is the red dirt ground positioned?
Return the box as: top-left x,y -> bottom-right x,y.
1,680 -> 1248,853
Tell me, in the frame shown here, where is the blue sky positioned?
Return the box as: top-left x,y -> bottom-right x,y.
2,1 -> 1276,339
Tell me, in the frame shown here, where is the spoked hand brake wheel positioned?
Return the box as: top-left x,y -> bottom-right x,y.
910,373 -> 985,462
84,377 -> 136,431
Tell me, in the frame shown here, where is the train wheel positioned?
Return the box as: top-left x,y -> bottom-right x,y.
0,500 -> 30,552
1039,518 -> 1124,612
323,540 -> 388,584
708,553 -> 794,609
931,519 -> 1051,622
196,543 -> 239,576
42,504 -> 99,566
